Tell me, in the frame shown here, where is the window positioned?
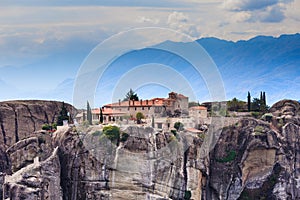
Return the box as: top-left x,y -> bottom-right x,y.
135,107 -> 137,110
142,107 -> 144,110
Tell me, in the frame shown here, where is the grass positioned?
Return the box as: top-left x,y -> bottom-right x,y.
216,150 -> 237,163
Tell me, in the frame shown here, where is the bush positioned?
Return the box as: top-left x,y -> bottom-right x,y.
174,122 -> 184,131
42,123 -> 57,131
184,190 -> 192,200
251,112 -> 260,119
136,112 -> 145,124
120,132 -> 129,142
103,125 -> 120,142
42,124 -> 51,131
216,150 -> 237,163
198,133 -> 205,140
254,125 -> 265,135
171,130 -> 177,136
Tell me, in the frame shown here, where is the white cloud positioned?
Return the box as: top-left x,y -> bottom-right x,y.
137,16 -> 160,24
224,0 -> 279,11
167,11 -> 200,38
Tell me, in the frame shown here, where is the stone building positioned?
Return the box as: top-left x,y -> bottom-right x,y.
92,92 -> 189,122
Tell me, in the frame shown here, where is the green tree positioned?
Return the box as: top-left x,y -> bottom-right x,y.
174,122 -> 184,131
87,101 -> 92,125
99,108 -> 104,124
188,101 -> 200,108
247,92 -> 251,112
57,102 -> 69,126
251,98 -> 261,112
136,112 -> 144,124
103,125 -> 120,142
227,98 -> 245,111
123,88 -> 139,101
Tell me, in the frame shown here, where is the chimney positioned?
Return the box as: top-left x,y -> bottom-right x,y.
152,100 -> 155,105
140,99 -> 142,106
146,100 -> 148,105
132,100 -> 135,106
129,100 -> 130,106
119,99 -> 121,106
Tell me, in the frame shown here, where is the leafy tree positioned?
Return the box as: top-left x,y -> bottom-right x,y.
136,112 -> 144,124
251,98 -> 261,112
87,101 -> 92,125
99,108 -> 104,124
57,102 -> 69,126
123,88 -> 139,101
188,101 -> 199,108
103,125 -> 120,142
174,122 -> 184,131
227,98 -> 245,111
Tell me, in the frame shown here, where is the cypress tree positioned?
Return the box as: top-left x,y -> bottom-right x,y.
260,91 -> 263,102
152,115 -> 155,128
57,102 -> 69,126
263,92 -> 266,106
87,101 -> 92,125
247,92 -> 251,112
100,108 -> 104,124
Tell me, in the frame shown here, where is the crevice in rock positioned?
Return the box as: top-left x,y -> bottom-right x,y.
44,111 -> 49,124
0,114 -> 7,145
24,104 -> 36,131
8,104 -> 19,143
51,111 -> 58,124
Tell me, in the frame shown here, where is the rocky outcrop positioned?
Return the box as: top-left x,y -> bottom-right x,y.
50,125 -> 204,199
1,99 -> 300,200
3,147 -> 62,200
0,100 -> 75,149
206,99 -> 300,200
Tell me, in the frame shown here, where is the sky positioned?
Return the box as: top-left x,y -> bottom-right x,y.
0,0 -> 299,107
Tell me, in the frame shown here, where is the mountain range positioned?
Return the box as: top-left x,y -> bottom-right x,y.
0,33 -> 299,107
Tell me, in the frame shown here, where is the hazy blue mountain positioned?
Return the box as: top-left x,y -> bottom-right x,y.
1,33 -> 299,106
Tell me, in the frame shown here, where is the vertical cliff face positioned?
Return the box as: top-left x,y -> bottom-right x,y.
206,99 -> 300,200
50,126 -> 204,199
0,100 -> 75,148
1,99 -> 300,200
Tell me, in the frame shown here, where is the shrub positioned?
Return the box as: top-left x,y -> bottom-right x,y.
174,122 -> 184,131
42,124 -> 51,131
184,190 -> 192,200
198,133 -> 205,140
254,125 -> 264,135
216,150 -> 237,163
251,112 -> 260,119
120,132 -> 129,142
103,125 -> 120,142
136,112 -> 145,124
171,130 -> 177,136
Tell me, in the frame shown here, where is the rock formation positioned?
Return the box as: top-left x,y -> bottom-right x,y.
0,100 -> 75,149
0,99 -> 299,199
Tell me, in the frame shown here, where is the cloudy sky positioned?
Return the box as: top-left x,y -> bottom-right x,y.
0,0 -> 299,106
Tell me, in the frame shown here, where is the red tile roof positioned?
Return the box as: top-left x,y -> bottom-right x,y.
189,106 -> 207,110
